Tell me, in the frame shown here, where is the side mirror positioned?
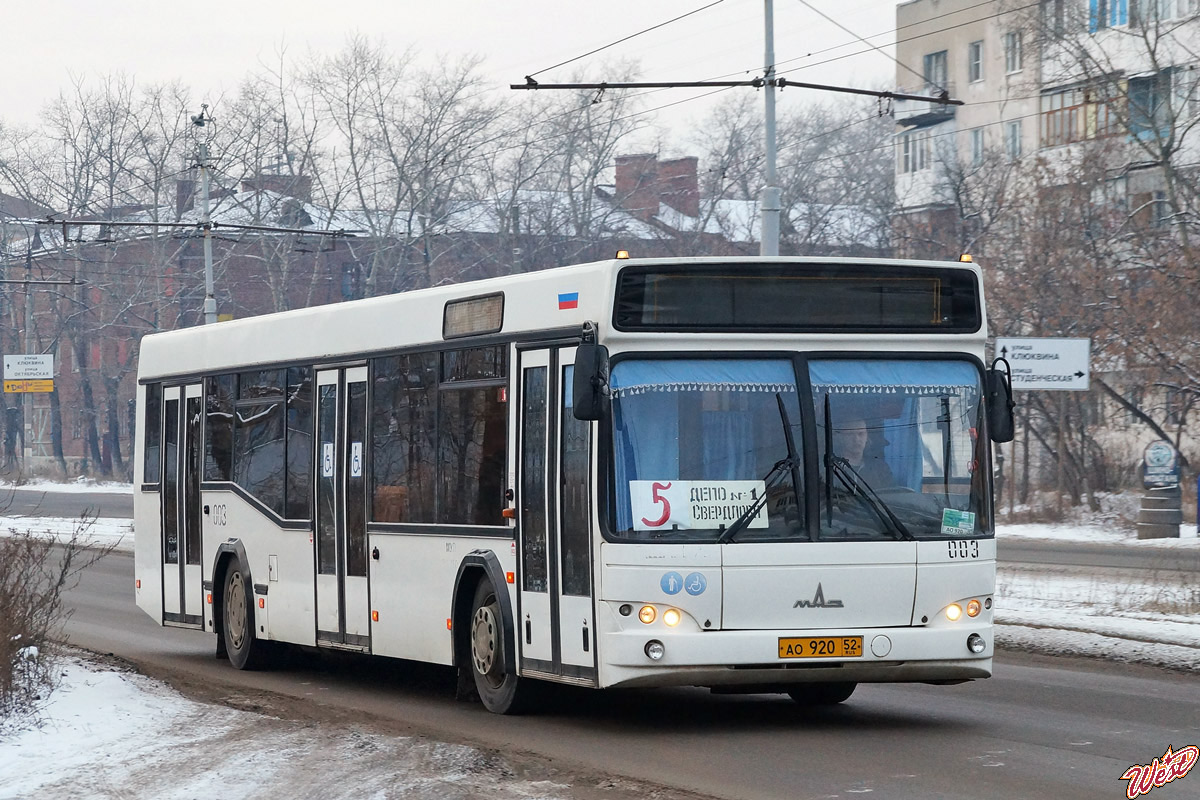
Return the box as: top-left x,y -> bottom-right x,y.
572,342 -> 610,421
985,357 -> 1015,443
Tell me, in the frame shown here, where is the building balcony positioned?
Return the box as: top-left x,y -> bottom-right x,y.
894,82 -> 957,128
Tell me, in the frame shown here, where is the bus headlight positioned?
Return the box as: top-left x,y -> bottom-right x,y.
967,633 -> 986,654
663,608 -> 681,627
645,640 -> 665,660
945,603 -> 963,621
638,605 -> 656,624
966,599 -> 982,617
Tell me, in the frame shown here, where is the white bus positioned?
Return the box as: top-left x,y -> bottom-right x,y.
134,255 -> 1014,713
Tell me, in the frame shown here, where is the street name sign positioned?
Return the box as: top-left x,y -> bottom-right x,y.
994,337 -> 1090,391
3,354 -> 55,393
4,354 -> 53,380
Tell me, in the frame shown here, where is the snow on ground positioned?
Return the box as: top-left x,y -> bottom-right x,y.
0,507 -> 1197,798
0,656 -> 579,800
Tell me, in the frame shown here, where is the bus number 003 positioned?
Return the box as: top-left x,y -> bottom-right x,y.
211,504 -> 228,527
947,539 -> 979,559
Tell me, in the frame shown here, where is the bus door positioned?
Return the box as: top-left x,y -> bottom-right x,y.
161,383 -> 204,627
516,346 -> 597,684
314,366 -> 371,649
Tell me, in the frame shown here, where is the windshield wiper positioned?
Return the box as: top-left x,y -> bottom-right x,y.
821,393 -> 913,541
826,456 -> 915,541
717,394 -> 802,544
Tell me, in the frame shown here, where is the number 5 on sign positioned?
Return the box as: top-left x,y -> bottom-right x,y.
631,480 -> 685,531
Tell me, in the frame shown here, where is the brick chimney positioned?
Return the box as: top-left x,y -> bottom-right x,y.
657,157 -> 699,217
615,154 -> 659,221
241,174 -> 313,203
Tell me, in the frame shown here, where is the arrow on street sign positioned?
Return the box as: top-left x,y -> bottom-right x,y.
994,337 -> 1090,391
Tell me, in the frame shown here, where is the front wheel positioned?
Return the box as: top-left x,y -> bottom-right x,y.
787,682 -> 857,706
468,579 -> 530,714
222,564 -> 272,670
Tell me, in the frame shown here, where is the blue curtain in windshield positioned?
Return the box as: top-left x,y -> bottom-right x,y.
611,359 -> 798,531
810,360 -> 979,491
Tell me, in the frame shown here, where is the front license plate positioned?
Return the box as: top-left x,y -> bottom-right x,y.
778,636 -> 864,659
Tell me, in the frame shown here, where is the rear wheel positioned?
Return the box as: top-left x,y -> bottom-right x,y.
787,682 -> 857,706
222,564 -> 272,670
468,579 -> 530,714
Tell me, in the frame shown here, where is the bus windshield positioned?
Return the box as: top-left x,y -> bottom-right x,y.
607,357 -> 990,543
610,358 -> 805,542
812,359 -> 988,541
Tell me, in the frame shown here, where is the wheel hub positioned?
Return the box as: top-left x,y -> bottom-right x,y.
471,603 -> 499,678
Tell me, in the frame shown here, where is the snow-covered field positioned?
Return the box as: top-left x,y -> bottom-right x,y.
1,491 -> 1197,799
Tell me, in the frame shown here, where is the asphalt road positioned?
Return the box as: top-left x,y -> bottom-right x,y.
61,549 -> 1199,800
1,486 -> 134,519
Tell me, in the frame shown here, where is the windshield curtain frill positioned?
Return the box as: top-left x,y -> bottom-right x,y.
607,356 -> 991,543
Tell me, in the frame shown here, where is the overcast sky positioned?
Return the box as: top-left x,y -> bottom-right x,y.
0,0 -> 898,138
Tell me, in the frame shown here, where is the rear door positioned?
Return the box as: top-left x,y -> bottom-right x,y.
160,383 -> 204,628
314,366 -> 370,649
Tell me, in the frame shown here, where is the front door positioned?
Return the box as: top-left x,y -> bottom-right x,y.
517,346 -> 596,684
161,383 -> 203,627
314,366 -> 371,649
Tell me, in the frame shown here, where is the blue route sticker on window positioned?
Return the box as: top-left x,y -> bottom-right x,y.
941,508 -> 976,536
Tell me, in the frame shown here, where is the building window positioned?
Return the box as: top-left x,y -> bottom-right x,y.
1005,121 -> 1023,159
970,128 -> 985,167
1004,32 -> 1023,73
968,41 -> 983,83
1171,64 -> 1198,120
1090,0 -> 1128,31
1043,0 -> 1066,36
897,130 -> 932,174
924,50 -> 948,92
1130,72 -> 1171,139
1040,83 -> 1121,146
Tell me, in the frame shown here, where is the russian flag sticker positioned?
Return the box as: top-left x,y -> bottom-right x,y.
558,292 -> 579,310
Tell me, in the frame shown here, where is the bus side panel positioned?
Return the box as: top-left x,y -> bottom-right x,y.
134,487 -> 164,624
368,532 -> 515,666
204,489 -> 317,647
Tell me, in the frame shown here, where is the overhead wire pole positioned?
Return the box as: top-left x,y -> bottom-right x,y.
191,106 -> 218,325
512,6 -> 960,257
761,0 -> 780,256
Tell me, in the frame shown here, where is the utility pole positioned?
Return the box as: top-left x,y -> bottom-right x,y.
511,5 -> 957,257
191,106 -> 218,325
760,0 -> 781,257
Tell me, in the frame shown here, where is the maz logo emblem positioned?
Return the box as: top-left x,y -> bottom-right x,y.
794,583 -> 843,609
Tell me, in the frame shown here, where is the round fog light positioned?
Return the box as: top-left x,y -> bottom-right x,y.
967,633 -> 986,654
946,603 -> 963,621
645,640 -> 665,660
663,608 -> 681,627
638,605 -> 657,624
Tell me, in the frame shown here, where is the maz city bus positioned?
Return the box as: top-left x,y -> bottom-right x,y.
134,255 -> 1015,714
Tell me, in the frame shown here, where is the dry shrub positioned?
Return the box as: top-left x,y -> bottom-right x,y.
0,514 -> 114,729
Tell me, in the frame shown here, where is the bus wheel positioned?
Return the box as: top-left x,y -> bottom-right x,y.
222,564 -> 270,670
787,682 -> 856,706
469,579 -> 528,714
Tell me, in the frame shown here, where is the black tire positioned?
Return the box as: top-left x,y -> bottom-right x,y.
787,682 -> 857,706
222,563 -> 272,670
468,579 -> 530,714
